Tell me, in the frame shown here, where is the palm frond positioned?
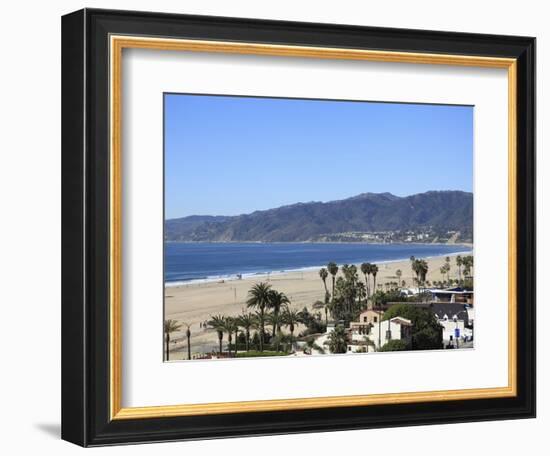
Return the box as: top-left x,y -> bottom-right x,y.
164,319 -> 182,334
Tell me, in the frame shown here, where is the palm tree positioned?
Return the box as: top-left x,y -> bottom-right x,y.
415,259 -> 429,293
319,268 -> 329,296
183,323 -> 192,360
187,326 -> 192,360
342,264 -> 358,284
283,307 -> 302,341
283,306 -> 302,354
208,315 -> 226,355
223,317 -> 238,356
462,255 -> 474,279
326,325 -> 348,354
357,280 -> 366,308
266,312 -> 285,352
376,295 -> 382,348
233,317 -> 241,353
267,289 -> 289,339
371,264 -> 379,296
360,262 -> 371,297
369,263 -> 380,347
456,255 -> 463,282
246,282 -> 272,351
237,313 -> 257,352
164,319 -> 182,361
396,269 -> 402,288
312,300 -> 330,325
324,291 -> 331,324
327,262 -> 339,304
440,265 -> 447,283
437,258 -> 450,285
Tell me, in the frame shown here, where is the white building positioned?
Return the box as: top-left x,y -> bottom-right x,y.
429,303 -> 472,347
348,309 -> 412,352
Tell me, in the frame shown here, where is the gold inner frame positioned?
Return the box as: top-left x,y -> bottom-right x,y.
109,35 -> 518,420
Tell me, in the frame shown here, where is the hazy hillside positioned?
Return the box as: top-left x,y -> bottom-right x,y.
165,191 -> 473,243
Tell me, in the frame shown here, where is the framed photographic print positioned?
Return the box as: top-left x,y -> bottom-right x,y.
61,8 -> 536,447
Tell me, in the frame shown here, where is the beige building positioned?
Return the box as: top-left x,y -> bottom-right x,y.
350,309 -> 384,327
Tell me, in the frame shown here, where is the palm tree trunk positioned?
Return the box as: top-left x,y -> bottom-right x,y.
378,313 -> 381,349
367,274 -> 372,298
165,334 -> 170,361
245,329 -> 250,351
272,309 -> 278,341
187,330 -> 191,360
260,310 -> 264,352
218,333 -> 223,355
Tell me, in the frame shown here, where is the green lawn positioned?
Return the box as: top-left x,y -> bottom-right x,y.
236,351 -> 289,358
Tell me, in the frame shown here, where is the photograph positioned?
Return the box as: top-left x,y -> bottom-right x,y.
163,94 -> 475,361
57,5 -> 536,447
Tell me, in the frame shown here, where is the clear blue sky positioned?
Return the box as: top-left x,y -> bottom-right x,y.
165,94 -> 473,219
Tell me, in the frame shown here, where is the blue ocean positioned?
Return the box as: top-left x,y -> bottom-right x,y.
164,243 -> 471,286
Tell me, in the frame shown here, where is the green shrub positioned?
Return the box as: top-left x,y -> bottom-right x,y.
236,351 -> 288,358
379,339 -> 408,352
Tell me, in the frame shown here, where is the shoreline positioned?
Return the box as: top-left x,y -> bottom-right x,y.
165,248 -> 473,288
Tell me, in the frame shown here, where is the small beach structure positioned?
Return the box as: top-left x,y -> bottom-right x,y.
424,288 -> 474,304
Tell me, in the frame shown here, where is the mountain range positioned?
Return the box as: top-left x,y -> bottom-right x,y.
165,190 -> 473,243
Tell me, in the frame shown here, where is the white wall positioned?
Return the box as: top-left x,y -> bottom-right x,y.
440,319 -> 466,343
351,320 -> 411,349
0,0 -> 545,454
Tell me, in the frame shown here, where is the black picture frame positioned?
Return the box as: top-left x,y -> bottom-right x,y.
62,8 -> 536,447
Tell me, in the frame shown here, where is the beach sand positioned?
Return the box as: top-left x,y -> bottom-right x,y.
165,252 -> 470,360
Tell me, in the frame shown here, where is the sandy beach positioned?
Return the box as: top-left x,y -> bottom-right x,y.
165,252 -> 470,359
